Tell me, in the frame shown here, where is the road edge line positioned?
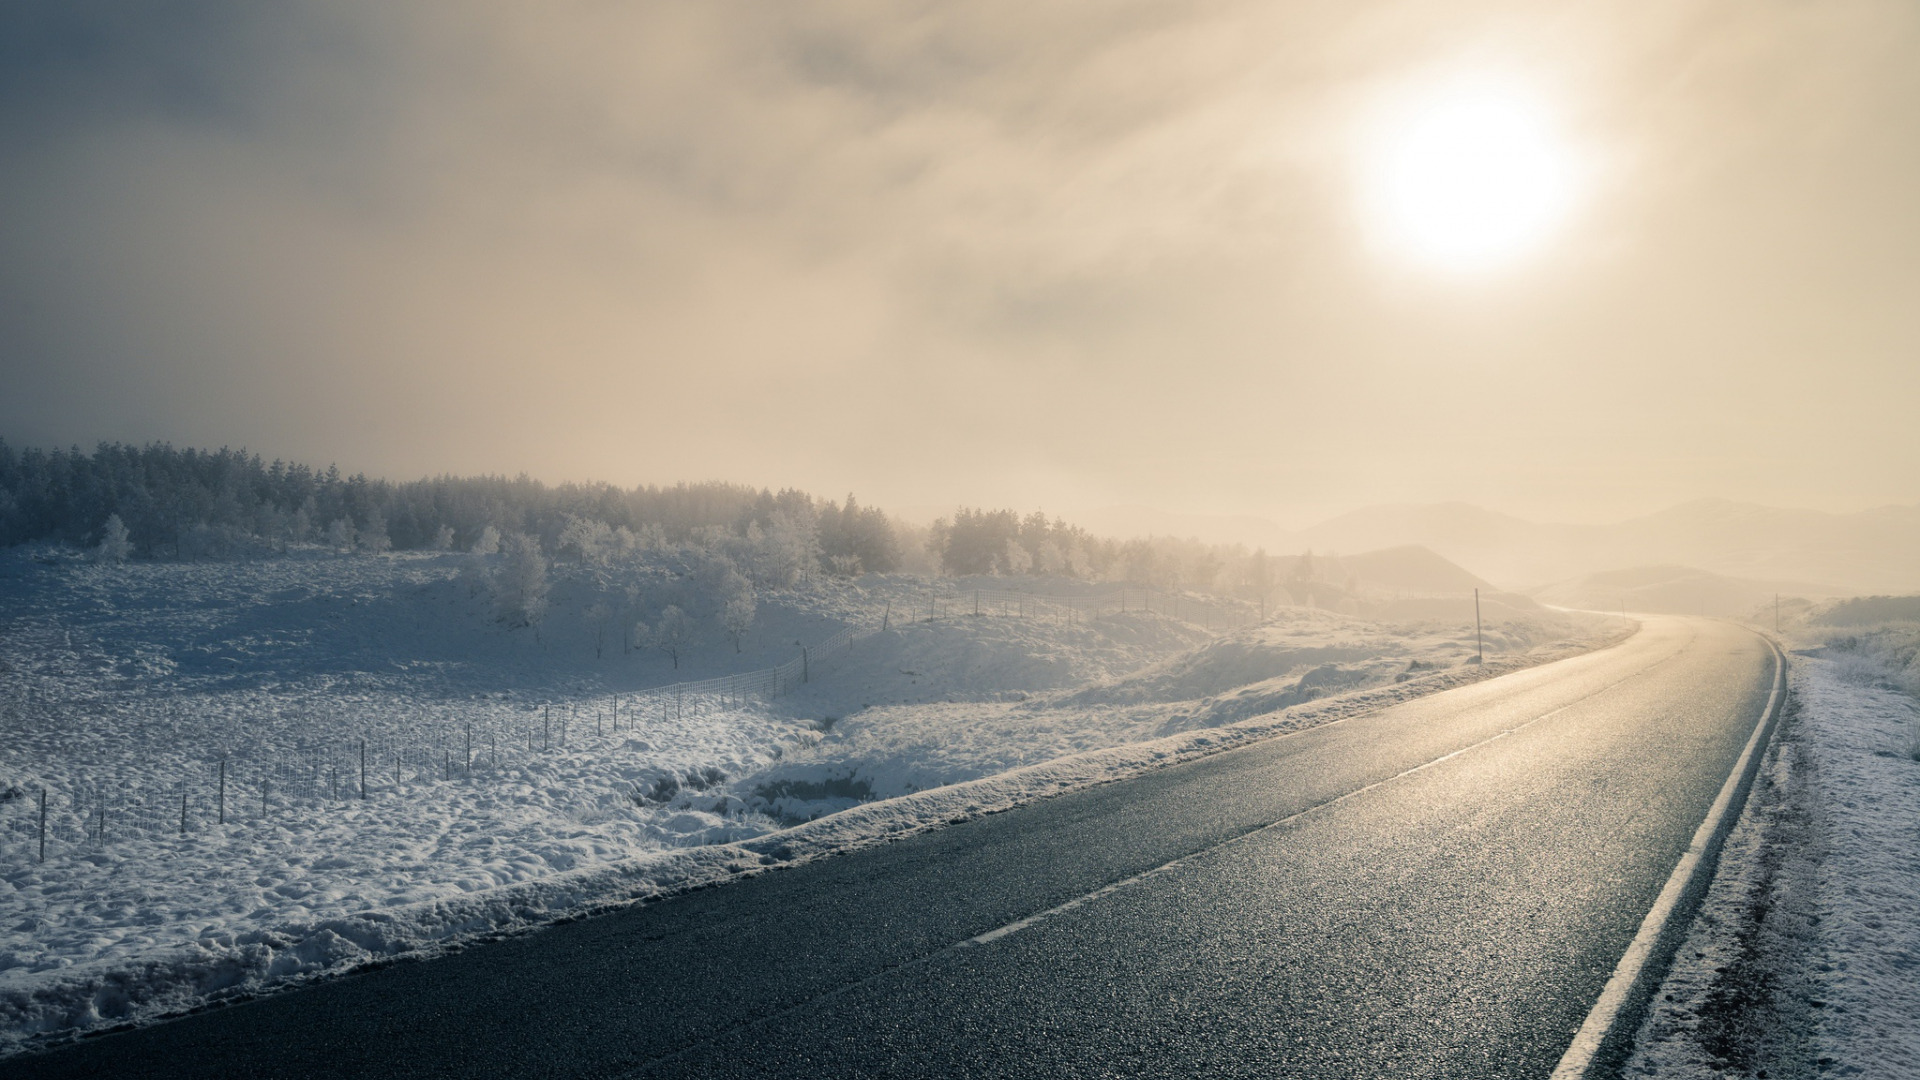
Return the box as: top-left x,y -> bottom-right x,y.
1550,630 -> 1788,1080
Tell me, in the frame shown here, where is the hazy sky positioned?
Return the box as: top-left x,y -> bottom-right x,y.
3,1 -> 1916,526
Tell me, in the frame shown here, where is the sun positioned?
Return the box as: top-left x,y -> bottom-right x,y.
1362,81 -> 1575,272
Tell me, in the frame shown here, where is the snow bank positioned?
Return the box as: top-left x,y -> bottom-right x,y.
1629,626 -> 1920,1077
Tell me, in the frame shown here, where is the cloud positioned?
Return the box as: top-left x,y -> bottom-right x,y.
1,1 -> 1917,520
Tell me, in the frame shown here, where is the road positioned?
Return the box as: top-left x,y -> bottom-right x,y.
7,616 -> 1778,1079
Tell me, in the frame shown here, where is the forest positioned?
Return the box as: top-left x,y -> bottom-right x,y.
0,439 -> 1299,600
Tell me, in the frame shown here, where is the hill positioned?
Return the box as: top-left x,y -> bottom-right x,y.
1337,544 -> 1494,595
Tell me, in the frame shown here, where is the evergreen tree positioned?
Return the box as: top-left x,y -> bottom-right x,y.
93,514 -> 132,563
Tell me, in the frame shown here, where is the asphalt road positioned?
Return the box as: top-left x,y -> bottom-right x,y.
7,616 -> 1777,1080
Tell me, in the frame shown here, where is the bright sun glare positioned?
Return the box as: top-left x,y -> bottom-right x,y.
1366,82 -> 1574,272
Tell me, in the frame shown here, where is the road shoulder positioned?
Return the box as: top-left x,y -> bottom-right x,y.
1628,647 -> 1920,1077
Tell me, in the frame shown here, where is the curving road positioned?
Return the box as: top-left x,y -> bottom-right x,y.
7,616 -> 1778,1079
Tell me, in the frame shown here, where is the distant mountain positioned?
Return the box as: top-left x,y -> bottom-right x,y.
1067,505 -> 1297,551
1531,565 -> 1800,619
1603,499 -> 1920,594
1287,499 -> 1919,595
1293,503 -> 1588,588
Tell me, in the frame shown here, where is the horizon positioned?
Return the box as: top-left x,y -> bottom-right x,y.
11,431 -> 1918,542
7,430 -> 1919,545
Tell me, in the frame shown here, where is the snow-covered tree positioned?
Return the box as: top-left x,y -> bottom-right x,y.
470,525 -> 501,556
817,493 -> 900,574
430,524 -> 456,551
722,594 -> 755,653
1002,538 -> 1033,575
93,514 -> 132,563
493,533 -> 549,628
711,567 -> 756,653
652,604 -> 691,669
289,499 -> 315,545
358,509 -> 392,555
558,515 -> 614,565
325,517 -> 356,552
747,512 -> 815,588
1035,539 -> 1066,576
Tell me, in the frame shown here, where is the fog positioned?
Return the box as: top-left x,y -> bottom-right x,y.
3,1 -> 1917,526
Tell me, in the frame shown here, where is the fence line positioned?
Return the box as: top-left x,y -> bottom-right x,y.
1,582 -> 1257,862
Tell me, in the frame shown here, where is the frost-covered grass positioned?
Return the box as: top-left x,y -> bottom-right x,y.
1629,605 -> 1920,1078
753,605 -> 1583,820
0,544 -> 1609,1052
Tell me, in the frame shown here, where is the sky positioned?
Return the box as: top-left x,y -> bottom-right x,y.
2,1 -> 1917,528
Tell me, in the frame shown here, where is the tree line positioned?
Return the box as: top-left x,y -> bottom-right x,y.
0,439 -> 902,576
1,438 -> 1334,609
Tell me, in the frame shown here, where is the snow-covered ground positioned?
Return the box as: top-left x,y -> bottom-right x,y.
756,605 -> 1569,820
1629,615 -> 1920,1078
0,545 -> 1611,1051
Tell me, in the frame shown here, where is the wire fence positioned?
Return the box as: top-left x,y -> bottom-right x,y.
1,582 -> 1258,863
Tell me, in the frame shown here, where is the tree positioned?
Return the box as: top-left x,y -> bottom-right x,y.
558,515 -> 613,564
290,499 -> 315,545
325,517 -> 356,552
493,533 -> 549,628
93,514 -> 132,563
817,493 -> 901,576
721,575 -> 756,652
358,509 -> 392,555
653,605 -> 691,669
1001,538 -> 1033,575
757,511 -> 817,587
935,508 -> 1021,576
430,524 -> 456,551
470,525 -> 501,556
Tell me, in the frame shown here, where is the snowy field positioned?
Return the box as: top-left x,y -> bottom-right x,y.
0,544 -> 1610,1050
1629,610 -> 1920,1078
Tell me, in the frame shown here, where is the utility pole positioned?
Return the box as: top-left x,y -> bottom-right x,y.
1474,588 -> 1484,665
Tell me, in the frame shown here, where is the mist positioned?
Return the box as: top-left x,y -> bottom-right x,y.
4,0 -> 1918,524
